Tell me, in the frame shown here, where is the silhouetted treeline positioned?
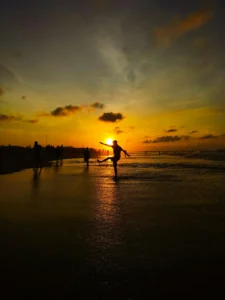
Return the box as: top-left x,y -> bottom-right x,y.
0,145 -> 107,174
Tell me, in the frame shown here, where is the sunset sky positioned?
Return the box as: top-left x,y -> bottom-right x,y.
0,0 -> 225,150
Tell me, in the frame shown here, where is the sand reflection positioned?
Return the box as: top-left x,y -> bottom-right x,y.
92,176 -> 123,260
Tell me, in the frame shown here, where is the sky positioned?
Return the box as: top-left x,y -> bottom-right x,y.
0,0 -> 225,150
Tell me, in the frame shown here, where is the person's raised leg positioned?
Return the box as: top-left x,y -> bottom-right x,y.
97,157 -> 111,163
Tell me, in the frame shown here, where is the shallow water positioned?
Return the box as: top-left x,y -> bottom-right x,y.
0,153 -> 225,298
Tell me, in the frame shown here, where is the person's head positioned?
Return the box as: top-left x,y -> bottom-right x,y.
86,147 -> 89,150
113,140 -> 117,146
34,141 -> 38,146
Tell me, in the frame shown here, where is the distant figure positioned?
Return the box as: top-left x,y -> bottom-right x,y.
60,145 -> 64,165
83,147 -> 90,167
97,140 -> 130,179
55,146 -> 61,165
33,141 -> 42,170
159,151 -> 160,156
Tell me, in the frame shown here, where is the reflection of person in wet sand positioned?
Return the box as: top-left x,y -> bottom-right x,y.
97,140 -> 130,179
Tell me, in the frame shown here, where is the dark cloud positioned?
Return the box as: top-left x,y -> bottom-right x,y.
165,128 -> 177,133
90,102 -> 104,109
21,95 -> 26,100
51,105 -> 82,117
0,87 -> 4,96
114,126 -> 123,134
190,130 -> 198,134
98,112 -> 125,123
0,114 -> 22,122
199,134 -> 217,140
143,135 -> 190,144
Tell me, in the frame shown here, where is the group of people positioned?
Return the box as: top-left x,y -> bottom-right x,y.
34,140 -> 130,179
33,141 -> 64,172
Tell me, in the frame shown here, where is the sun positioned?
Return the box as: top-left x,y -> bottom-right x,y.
106,138 -> 113,145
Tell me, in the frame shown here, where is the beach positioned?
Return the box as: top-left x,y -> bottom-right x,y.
1,153 -> 225,298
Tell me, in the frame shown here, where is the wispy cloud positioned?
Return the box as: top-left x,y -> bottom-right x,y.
0,64 -> 22,84
99,112 -> 125,123
143,135 -> 190,144
190,130 -> 198,134
24,119 -> 39,124
51,105 -> 82,117
165,128 -> 177,133
36,112 -> 51,117
0,114 -> 22,122
114,126 -> 123,134
199,134 -> 217,140
154,9 -> 214,46
0,114 -> 38,124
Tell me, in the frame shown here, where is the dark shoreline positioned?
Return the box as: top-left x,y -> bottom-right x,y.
0,145 -> 103,175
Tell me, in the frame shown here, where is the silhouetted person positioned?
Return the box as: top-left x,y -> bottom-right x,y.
33,141 -> 42,171
55,146 -> 61,165
83,147 -> 90,167
60,145 -> 64,165
97,140 -> 130,179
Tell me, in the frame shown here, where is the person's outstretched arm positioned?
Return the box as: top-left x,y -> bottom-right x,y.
122,149 -> 130,157
99,142 -> 113,147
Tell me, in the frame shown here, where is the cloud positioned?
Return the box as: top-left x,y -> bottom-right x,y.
165,128 -> 177,133
0,87 -> 4,96
0,114 -> 22,122
154,9 -> 214,46
114,126 -> 123,134
90,102 -> 105,109
199,134 -> 217,140
0,114 -> 38,124
51,105 -> 82,117
143,135 -> 190,144
21,95 -> 26,100
190,130 -> 198,134
98,112 -> 125,123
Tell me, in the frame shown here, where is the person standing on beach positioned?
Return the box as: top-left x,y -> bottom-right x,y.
83,147 -> 90,167
97,140 -> 130,179
33,141 -> 42,171
60,145 -> 64,165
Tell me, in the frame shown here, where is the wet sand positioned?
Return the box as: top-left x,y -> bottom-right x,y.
0,160 -> 225,298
